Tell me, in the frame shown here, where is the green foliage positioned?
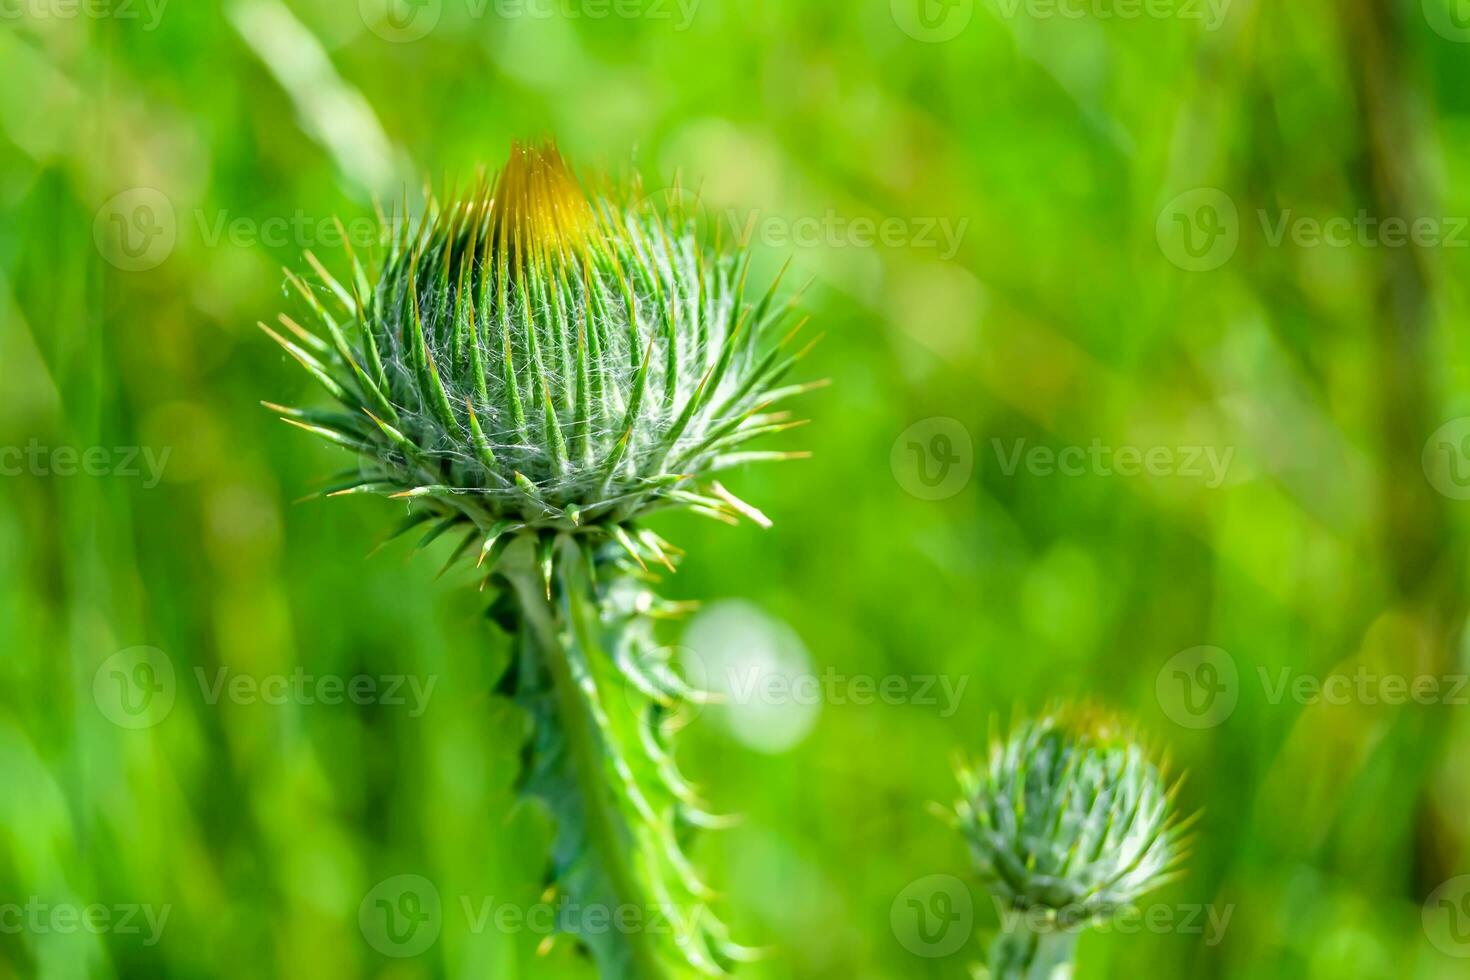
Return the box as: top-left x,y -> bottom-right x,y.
7,2 -> 1470,978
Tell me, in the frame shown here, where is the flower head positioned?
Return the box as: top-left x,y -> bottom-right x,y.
955,704 -> 1191,925
264,140 -> 815,566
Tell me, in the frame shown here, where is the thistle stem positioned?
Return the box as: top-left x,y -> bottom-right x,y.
505,540 -> 693,975
987,917 -> 1078,980
505,541 -> 667,979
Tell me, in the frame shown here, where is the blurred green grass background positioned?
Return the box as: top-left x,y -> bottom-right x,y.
5,0 -> 1470,976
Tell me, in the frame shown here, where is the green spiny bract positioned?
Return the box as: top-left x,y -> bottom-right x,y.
955,705 -> 1190,925
264,141 -> 816,978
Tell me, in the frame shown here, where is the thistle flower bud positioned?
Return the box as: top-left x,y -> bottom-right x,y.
957,706 -> 1189,924
952,705 -> 1192,979
264,140 -> 815,566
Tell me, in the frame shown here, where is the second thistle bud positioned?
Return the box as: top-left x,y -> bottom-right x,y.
955,705 -> 1191,978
